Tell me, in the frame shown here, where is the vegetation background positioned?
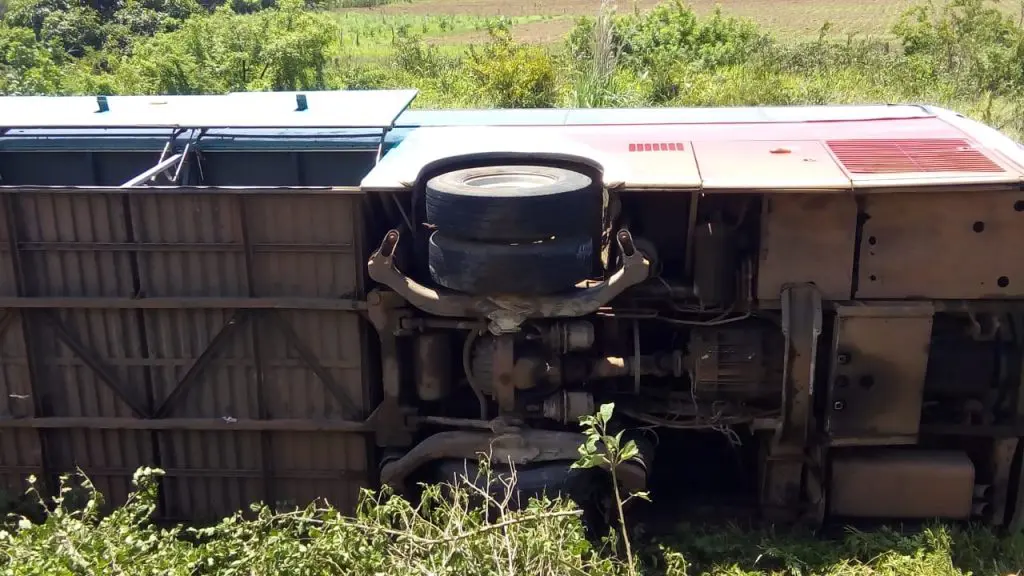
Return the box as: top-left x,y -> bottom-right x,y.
0,0 -> 1021,137
2,0 -> 1024,573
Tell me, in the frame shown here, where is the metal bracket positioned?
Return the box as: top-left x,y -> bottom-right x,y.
375,125 -> 389,165
121,153 -> 184,187
365,290 -> 412,404
121,129 -> 195,187
155,310 -> 250,418
492,335 -> 516,414
761,282 -> 822,520
39,311 -> 150,418
778,282 -> 822,448
364,397 -> 417,448
367,228 -> 650,333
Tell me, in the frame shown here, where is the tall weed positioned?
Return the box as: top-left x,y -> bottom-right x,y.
0,463 -> 627,576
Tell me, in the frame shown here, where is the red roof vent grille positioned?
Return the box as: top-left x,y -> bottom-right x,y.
826,138 -> 1004,174
629,142 -> 685,152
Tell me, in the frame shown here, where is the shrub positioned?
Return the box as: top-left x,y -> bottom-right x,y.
0,463 -> 628,576
564,1 -> 773,105
114,0 -> 340,93
392,26 -> 456,78
468,20 -> 558,108
893,0 -> 1024,95
609,1 -> 770,72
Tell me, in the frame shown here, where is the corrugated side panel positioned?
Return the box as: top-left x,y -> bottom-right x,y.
0,187 -> 373,521
131,192 -> 369,519
0,205 -> 37,503
0,191 -> 152,510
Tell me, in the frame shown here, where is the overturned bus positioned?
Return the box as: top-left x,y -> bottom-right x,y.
1,89 -> 1024,527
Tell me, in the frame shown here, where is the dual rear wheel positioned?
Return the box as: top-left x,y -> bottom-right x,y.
425,165 -> 600,295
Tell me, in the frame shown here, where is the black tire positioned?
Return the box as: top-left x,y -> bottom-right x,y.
425,165 -> 598,242
431,459 -> 600,508
428,232 -> 593,295
429,459 -> 612,538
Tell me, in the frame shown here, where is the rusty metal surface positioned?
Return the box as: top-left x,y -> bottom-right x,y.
858,190 -> 1024,299
761,283 -> 821,520
367,228 -> 651,332
1006,333 -> 1024,530
826,303 -> 934,445
492,335 -> 516,415
413,333 -> 451,402
757,195 -> 857,301
778,284 -> 821,452
989,438 -> 1018,526
687,328 -> 779,399
829,449 -> 975,519
0,187 -> 375,520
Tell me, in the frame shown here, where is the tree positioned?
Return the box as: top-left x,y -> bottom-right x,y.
41,5 -> 103,56
114,0 -> 340,94
0,23 -> 63,94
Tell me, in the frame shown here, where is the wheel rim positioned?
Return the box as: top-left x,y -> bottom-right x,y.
462,173 -> 557,189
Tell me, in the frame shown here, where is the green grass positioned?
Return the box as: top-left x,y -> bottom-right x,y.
332,0 -> 412,8
2,467 -> 1024,576
333,12 -> 553,56
330,0 -> 1024,43
655,521 -> 1024,575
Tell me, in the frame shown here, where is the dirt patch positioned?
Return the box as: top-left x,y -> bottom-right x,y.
428,18 -> 577,45
510,18 -> 579,43
354,0 -> 663,18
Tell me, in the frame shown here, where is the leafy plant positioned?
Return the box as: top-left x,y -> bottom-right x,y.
467,19 -> 558,108
39,5 -> 103,56
0,461 -> 630,575
0,23 -> 63,94
572,402 -> 649,576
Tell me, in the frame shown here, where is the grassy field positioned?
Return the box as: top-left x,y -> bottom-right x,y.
342,0 -> 1024,43
333,12 -> 562,56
